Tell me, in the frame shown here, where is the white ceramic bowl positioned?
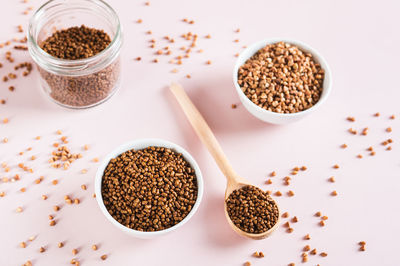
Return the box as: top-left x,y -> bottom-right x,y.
94,138 -> 204,239
233,38 -> 332,124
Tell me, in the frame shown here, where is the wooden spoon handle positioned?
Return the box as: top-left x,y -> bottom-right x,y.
170,82 -> 238,183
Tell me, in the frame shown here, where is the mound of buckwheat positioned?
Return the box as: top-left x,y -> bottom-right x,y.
226,185 -> 279,234
40,25 -> 111,59
101,146 -> 198,232
238,41 -> 325,113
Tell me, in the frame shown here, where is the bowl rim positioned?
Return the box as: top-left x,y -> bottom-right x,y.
94,138 -> 204,237
233,38 -> 332,118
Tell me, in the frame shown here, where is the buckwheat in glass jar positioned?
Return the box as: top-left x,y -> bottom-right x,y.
28,0 -> 122,108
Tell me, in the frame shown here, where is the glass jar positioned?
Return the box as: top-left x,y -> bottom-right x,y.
28,0 -> 122,109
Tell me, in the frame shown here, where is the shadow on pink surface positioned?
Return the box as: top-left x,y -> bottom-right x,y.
170,72 -> 279,135
0,51 -> 59,112
164,72 -> 282,160
201,193 -> 248,247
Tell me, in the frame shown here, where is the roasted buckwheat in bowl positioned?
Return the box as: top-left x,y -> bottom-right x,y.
94,139 -> 204,239
233,38 -> 332,124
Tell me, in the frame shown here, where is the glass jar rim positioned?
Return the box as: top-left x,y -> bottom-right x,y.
28,0 -> 122,75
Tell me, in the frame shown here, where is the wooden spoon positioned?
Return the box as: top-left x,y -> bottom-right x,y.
170,82 -> 280,240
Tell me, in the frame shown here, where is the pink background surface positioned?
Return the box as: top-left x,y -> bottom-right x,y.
0,0 -> 399,265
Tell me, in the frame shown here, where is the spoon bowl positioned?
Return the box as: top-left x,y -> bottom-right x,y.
224,179 -> 280,240
170,82 -> 280,239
